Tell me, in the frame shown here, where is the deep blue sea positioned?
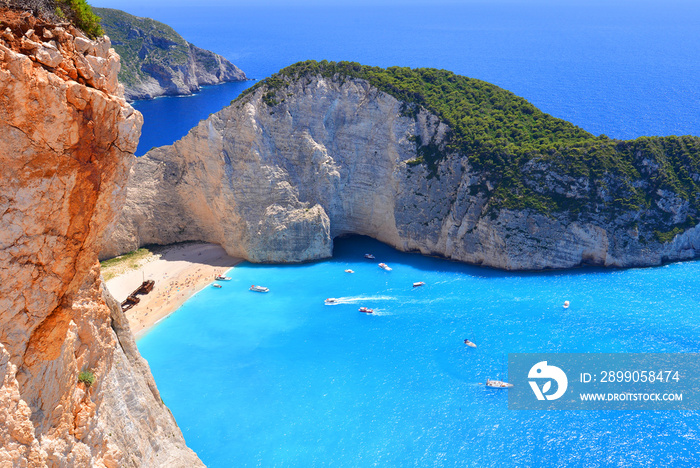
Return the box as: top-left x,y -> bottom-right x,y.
132,81 -> 253,155
88,0 -> 700,465
116,1 -> 700,154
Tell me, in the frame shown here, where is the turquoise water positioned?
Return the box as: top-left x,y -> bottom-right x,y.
104,0 -> 700,463
138,237 -> 700,467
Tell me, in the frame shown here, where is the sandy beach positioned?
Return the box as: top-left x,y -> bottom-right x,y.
104,242 -> 242,337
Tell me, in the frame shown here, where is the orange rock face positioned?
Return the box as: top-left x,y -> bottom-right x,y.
0,10 -> 203,467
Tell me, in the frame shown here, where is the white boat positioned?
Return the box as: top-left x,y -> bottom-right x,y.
249,285 -> 269,293
563,300 -> 570,309
364,254 -> 375,259
359,307 -> 374,314
378,263 -> 392,271
325,298 -> 339,304
463,339 -> 477,348
413,281 -> 425,287
486,379 -> 513,388
212,283 -> 222,289
215,274 -> 231,281
344,269 -> 354,273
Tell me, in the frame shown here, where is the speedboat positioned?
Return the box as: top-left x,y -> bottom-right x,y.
359,307 -> 374,314
212,283 -> 222,289
413,281 -> 425,287
364,254 -> 375,259
249,285 -> 269,293
486,379 -> 513,388
325,298 -> 339,304
463,339 -> 477,348
378,263 -> 392,271
215,274 -> 231,281
344,269 -> 354,273
563,300 -> 570,309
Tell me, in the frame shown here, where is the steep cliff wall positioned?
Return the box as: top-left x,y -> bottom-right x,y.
94,7 -> 247,101
103,62 -> 700,270
0,9 -> 202,466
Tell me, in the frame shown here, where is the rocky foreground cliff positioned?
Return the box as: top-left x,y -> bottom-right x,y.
103,61 -> 700,270
0,8 -> 202,467
94,7 -> 246,100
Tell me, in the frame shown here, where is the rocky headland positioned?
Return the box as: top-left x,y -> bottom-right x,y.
103,61 -> 700,270
0,5 -> 202,467
94,7 -> 247,101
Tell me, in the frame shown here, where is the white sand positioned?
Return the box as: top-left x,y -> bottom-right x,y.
104,242 -> 242,336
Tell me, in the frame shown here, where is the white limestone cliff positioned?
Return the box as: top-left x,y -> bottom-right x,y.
103,73 -> 700,270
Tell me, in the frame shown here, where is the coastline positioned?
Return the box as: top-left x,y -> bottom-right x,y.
104,242 -> 242,337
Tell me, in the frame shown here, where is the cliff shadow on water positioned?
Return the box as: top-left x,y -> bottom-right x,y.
103,60 -> 700,272
331,234 -> 628,277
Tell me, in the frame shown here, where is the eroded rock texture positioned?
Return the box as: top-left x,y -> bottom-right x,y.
0,9 -> 202,467
94,7 -> 247,101
104,72 -> 700,270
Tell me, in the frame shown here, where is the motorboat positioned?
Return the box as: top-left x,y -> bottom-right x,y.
486,379 -> 513,388
212,283 -> 222,289
215,274 -> 231,281
345,269 -> 354,273
325,298 -> 339,304
563,300 -> 570,309
378,263 -> 392,271
413,281 -> 425,287
364,254 -> 375,259
463,339 -> 477,348
249,285 -> 269,293
359,307 -> 374,314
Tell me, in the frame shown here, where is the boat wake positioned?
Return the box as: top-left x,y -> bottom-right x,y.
369,309 -> 392,316
332,295 -> 394,304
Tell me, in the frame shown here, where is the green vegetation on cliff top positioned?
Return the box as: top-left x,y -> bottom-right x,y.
243,60 -> 700,241
8,0 -> 103,37
92,7 -> 190,87
56,0 -> 103,37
